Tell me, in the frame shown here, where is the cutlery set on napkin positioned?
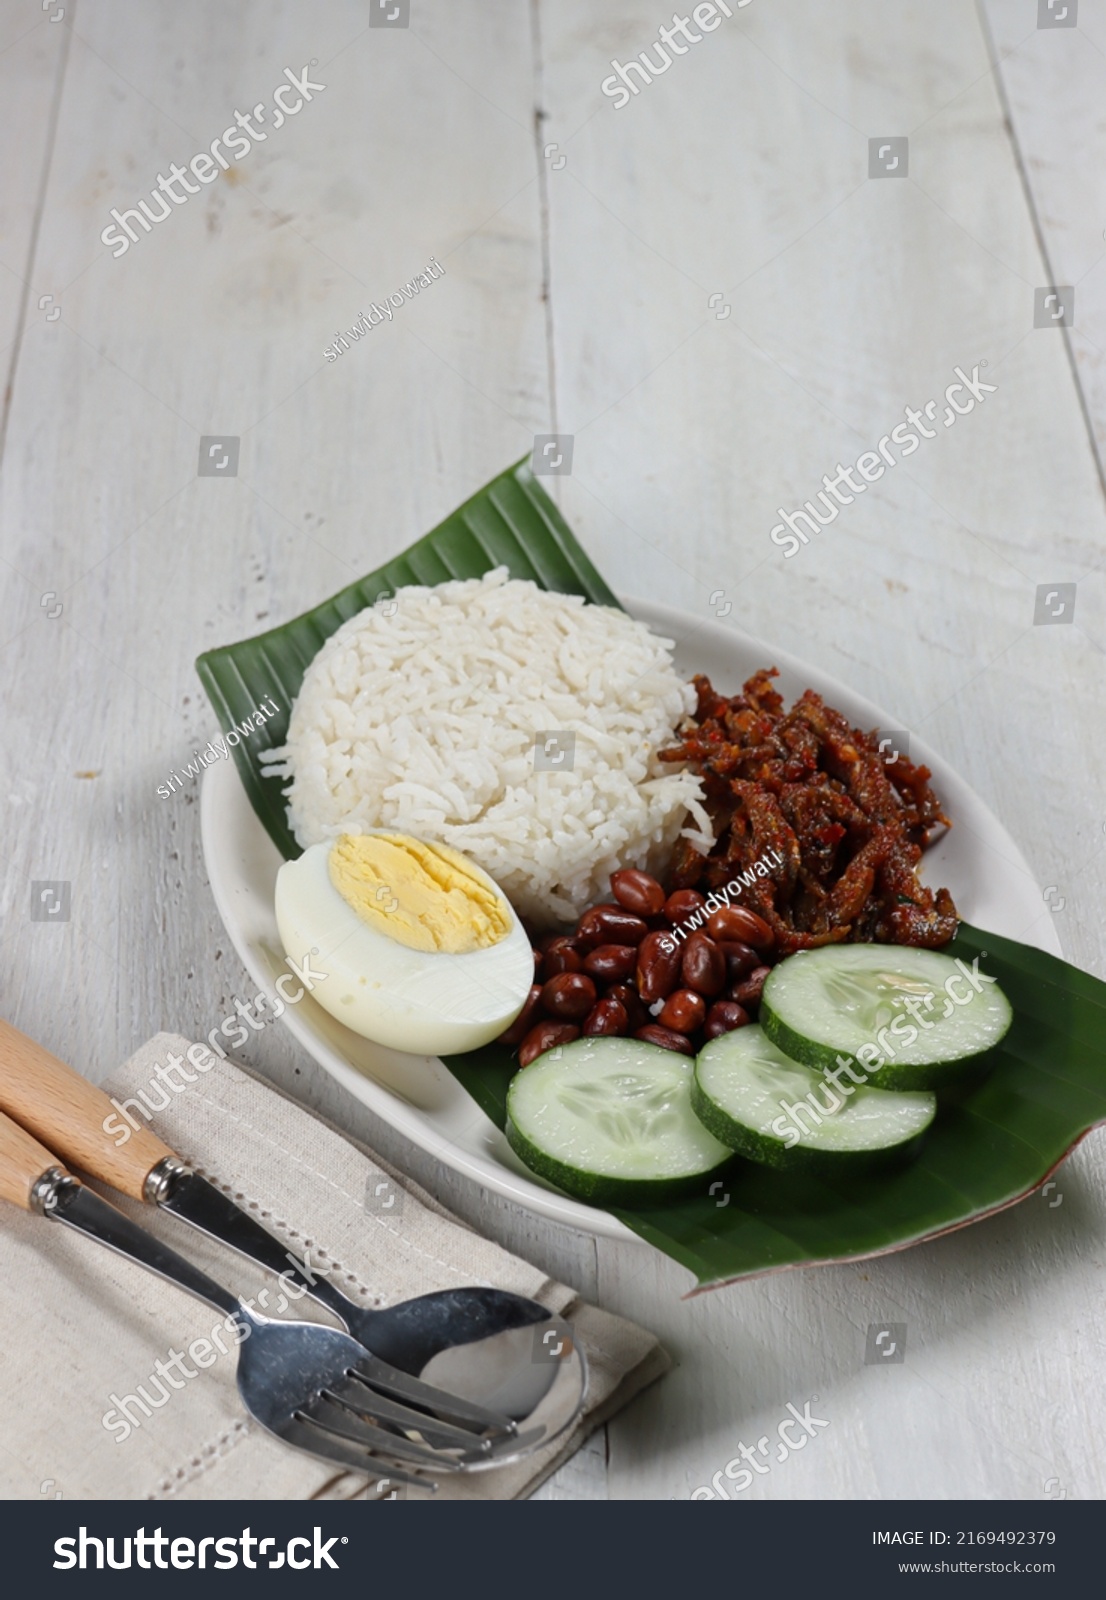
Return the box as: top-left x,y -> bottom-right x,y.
0,1026 -> 667,1501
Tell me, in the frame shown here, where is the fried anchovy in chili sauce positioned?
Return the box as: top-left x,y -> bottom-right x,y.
658,669 -> 958,954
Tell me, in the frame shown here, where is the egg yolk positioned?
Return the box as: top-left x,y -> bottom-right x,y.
327,833 -> 511,955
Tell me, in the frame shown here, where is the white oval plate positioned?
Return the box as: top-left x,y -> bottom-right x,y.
200,598 -> 1060,1243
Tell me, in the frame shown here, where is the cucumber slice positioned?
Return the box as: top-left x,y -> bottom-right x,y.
761,945 -> 1012,1091
506,1036 -> 732,1205
692,1026 -> 936,1171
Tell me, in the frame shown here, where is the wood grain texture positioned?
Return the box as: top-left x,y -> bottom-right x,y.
980,0 -> 1106,486
1,0 -> 1104,1500
0,1108 -> 65,1211
0,9 -> 67,363
0,1018 -> 175,1199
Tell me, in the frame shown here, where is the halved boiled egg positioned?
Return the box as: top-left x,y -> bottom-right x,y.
275,830 -> 533,1055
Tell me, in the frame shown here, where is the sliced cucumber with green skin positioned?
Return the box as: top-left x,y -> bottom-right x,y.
692,1026 -> 936,1172
506,1036 -> 733,1205
760,944 -> 1013,1091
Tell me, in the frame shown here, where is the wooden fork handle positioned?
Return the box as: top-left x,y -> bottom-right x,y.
0,1020 -> 177,1202
0,1108 -> 70,1210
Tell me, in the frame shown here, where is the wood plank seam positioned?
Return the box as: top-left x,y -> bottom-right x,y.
0,17 -> 72,466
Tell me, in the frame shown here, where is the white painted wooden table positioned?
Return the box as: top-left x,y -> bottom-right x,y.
2,0 -> 1105,1500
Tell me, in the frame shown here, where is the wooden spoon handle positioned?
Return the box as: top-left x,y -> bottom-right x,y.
0,1108 -> 68,1210
0,1020 -> 177,1202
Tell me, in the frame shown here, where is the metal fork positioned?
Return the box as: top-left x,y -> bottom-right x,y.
0,1107 -> 527,1489
0,1019 -> 587,1459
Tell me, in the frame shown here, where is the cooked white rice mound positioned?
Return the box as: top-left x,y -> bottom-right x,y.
263,569 -> 712,925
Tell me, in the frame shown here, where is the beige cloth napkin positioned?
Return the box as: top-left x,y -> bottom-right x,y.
0,1034 -> 668,1500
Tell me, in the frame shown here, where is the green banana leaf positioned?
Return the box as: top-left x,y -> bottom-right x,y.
197,457 -> 1106,1289
451,920 -> 1106,1289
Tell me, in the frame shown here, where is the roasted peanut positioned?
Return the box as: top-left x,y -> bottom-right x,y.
541,936 -> 583,978
635,929 -> 683,1002
704,999 -> 750,1038
717,940 -> 760,982
635,1023 -> 696,1056
680,933 -> 726,997
575,903 -> 649,949
658,988 -> 707,1034
583,997 -> 629,1036
729,965 -> 771,1007
583,943 -> 638,983
663,889 -> 706,925
606,983 -> 649,1033
541,970 -> 597,1021
609,868 -> 666,917
518,1020 -> 580,1067
498,983 -> 543,1046
706,905 -> 775,951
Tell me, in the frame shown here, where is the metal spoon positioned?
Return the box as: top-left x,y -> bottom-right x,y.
0,1019 -> 587,1465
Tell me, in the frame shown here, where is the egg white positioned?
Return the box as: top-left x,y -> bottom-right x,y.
274,839 -> 533,1055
